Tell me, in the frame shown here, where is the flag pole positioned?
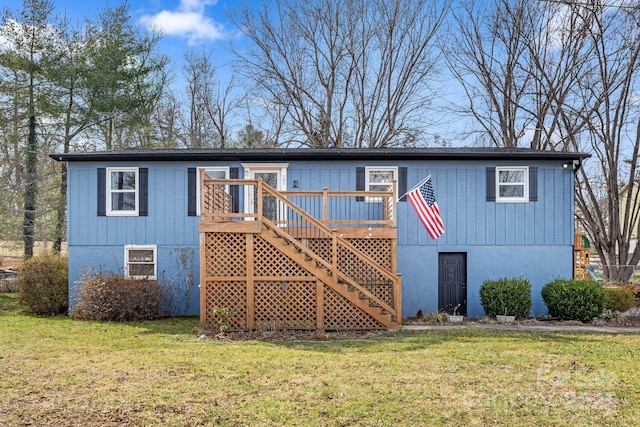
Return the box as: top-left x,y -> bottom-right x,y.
397,174 -> 431,202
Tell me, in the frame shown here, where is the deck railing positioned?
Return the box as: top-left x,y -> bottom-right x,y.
200,177 -> 401,320
199,177 -> 396,228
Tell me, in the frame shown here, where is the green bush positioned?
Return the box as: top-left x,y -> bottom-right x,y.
605,287 -> 635,313
541,279 -> 606,322
16,252 -> 68,316
479,277 -> 532,320
71,272 -> 162,321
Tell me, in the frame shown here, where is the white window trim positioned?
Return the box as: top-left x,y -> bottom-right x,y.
241,163 -> 289,189
242,163 -> 289,223
106,167 -> 139,216
365,166 -> 398,203
124,244 -> 157,280
196,167 -> 230,216
496,166 -> 529,203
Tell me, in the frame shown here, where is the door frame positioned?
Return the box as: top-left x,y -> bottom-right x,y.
438,252 -> 468,315
242,163 -> 288,222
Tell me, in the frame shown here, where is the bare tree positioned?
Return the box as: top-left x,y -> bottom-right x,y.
151,90 -> 182,148
0,64 -> 26,244
231,0 -> 449,148
182,49 -> 215,148
206,68 -> 236,148
446,0 -> 594,148
182,48 -> 237,148
569,2 -> 640,283
448,0 -> 640,282
233,94 -> 288,148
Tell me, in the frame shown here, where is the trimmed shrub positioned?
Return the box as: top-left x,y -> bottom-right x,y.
541,279 -> 606,322
605,287 -> 635,313
16,252 -> 68,316
479,277 -> 532,320
71,272 -> 162,321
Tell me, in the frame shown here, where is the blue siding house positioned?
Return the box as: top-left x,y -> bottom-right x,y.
52,148 -> 589,327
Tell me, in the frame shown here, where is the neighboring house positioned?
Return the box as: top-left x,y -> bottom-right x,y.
619,182 -> 640,254
52,147 -> 589,327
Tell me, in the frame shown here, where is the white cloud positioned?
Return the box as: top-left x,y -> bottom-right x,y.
140,0 -> 226,45
179,0 -> 218,13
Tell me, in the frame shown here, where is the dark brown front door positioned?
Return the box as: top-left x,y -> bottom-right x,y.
438,253 -> 467,315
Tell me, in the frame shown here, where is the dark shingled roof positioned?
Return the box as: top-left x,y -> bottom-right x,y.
50,147 -> 590,162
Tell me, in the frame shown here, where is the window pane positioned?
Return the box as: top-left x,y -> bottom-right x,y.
255,172 -> 278,187
370,184 -> 392,192
369,170 -> 395,184
499,185 -> 524,197
129,263 -> 154,277
204,170 -> 226,179
111,192 -> 136,211
498,170 -> 524,184
128,250 -> 154,262
111,171 -> 136,190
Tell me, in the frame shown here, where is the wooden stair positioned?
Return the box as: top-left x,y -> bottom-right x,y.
260,221 -> 398,328
199,177 -> 401,330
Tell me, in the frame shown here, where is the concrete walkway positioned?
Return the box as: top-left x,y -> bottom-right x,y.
402,323 -> 640,334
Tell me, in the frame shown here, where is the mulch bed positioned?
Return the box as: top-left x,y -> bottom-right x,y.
403,311 -> 640,328
203,311 -> 640,342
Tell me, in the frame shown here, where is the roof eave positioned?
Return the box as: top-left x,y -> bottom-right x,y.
50,148 -> 591,163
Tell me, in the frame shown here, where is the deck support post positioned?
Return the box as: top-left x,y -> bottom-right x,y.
395,274 -> 402,324
331,229 -> 338,279
199,233 -> 206,324
316,281 -> 324,329
246,233 -> 255,330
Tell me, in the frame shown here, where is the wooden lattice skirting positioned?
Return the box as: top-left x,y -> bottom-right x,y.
202,231 -> 394,330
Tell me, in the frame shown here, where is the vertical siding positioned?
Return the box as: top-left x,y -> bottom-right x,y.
67,158 -> 576,317
68,160 -> 574,248
392,161 -> 574,248
68,163 -> 200,248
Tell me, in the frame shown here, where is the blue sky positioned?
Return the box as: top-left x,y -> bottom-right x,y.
2,0 -> 465,144
3,0 -> 239,65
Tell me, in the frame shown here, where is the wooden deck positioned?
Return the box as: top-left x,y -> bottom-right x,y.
199,177 -> 401,330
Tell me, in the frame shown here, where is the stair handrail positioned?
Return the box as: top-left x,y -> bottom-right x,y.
259,182 -> 399,311
200,177 -> 400,307
260,181 -> 399,284
261,217 -> 397,317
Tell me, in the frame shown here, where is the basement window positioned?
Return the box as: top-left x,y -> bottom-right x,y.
124,245 -> 157,280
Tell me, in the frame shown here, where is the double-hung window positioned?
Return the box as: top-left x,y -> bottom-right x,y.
124,245 -> 157,279
197,167 -> 229,216
365,166 -> 398,202
107,168 -> 138,215
496,166 -> 529,202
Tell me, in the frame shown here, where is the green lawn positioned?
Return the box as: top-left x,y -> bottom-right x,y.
1,293 -> 639,426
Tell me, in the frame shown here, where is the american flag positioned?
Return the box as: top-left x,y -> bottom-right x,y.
407,176 -> 444,239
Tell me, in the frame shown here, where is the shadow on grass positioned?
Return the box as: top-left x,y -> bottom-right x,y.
50,313 -> 611,353
2,293 -> 629,354
0,292 -> 201,336
255,327 -> 621,354
53,315 -> 204,338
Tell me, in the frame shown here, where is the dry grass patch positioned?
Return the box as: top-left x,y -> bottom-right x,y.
1,294 -> 639,426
